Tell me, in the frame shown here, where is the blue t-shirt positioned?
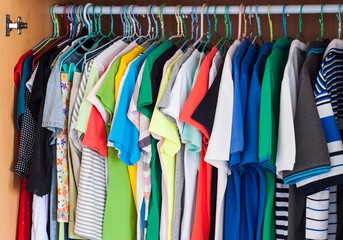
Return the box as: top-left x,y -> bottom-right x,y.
240,42 -> 273,240
108,44 -> 157,165
17,55 -> 33,129
224,39 -> 249,240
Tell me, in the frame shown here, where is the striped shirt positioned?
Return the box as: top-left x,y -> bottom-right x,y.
305,186 -> 337,240
296,45 -> 343,194
275,176 -> 289,240
302,42 -> 343,239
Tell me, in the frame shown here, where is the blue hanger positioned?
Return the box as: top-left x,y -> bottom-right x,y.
282,4 -> 288,38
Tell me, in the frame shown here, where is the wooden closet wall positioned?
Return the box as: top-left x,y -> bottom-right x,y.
0,0 -> 341,239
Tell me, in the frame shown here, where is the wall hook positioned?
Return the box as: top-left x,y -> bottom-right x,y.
6,14 -> 28,36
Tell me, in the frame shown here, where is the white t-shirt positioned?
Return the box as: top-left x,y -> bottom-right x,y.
276,39 -> 309,176
31,194 -> 49,240
206,41 -> 240,240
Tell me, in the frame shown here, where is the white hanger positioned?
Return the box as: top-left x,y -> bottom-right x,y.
193,4 -> 206,47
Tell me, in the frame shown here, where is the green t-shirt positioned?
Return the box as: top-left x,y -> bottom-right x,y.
136,40 -> 173,240
259,38 -> 292,240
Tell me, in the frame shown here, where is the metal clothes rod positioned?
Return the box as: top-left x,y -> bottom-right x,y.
53,4 -> 343,15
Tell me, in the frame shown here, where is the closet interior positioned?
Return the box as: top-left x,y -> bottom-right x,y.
2,0 -> 343,239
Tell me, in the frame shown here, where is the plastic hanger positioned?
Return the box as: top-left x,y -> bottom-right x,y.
242,5 -> 248,38
202,6 -> 223,52
169,5 -> 181,40
193,4 -> 206,47
32,4 -> 71,68
252,4 -> 264,45
237,3 -> 244,40
248,5 -> 253,39
155,4 -> 166,45
267,4 -> 274,42
337,3 -> 342,39
282,4 -> 288,38
318,4 -> 325,40
180,6 -> 194,51
59,3 -> 97,72
32,4 -> 59,51
75,5 -> 111,72
296,4 -> 306,42
219,5 -> 233,54
34,4 -> 69,55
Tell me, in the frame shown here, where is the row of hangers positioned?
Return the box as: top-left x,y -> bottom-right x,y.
31,3 -> 343,74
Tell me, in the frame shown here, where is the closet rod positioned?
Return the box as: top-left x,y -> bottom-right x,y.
53,4 -> 343,15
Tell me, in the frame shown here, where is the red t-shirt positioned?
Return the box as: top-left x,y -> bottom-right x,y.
180,47 -> 218,240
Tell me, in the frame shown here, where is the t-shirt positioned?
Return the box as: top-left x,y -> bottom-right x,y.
179,46 -> 218,240
27,47 -> 60,196
287,41 -> 329,240
99,46 -> 146,240
259,37 -> 292,240
108,45 -> 157,165
75,41 -> 129,135
83,45 -> 145,157
276,39 -> 310,179
159,48 -> 202,240
302,39 -> 343,240
224,39 -> 251,240
136,40 -> 176,240
240,42 -> 273,240
149,53 -> 183,240
259,37 -> 292,171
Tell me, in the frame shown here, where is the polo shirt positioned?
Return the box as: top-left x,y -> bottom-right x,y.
241,42 -> 273,240
276,40 -> 311,180
225,39 -> 250,240
259,37 -> 292,240
303,39 -> 343,239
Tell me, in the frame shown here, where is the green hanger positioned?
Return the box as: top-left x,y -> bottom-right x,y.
337,3 -> 342,39
319,4 -> 325,39
267,4 -> 273,42
296,4 -> 306,42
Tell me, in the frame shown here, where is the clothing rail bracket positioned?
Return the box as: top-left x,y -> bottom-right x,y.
6,14 -> 28,36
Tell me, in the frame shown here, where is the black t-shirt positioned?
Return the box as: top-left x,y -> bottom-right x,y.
149,45 -> 178,111
27,47 -> 60,196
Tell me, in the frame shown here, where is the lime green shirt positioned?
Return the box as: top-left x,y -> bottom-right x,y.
149,54 -> 183,240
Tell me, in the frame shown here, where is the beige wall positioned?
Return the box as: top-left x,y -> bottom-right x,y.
0,0 -> 341,239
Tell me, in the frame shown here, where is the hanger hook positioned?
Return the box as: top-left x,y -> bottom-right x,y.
255,4 -> 262,37
337,3 -> 342,39
282,4 -> 288,38
158,4 -> 165,39
319,4 -> 325,38
249,5 -> 253,38
238,3 -> 244,40
243,5 -> 248,38
268,4 -> 273,42
214,6 -> 218,33
206,5 -> 211,37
